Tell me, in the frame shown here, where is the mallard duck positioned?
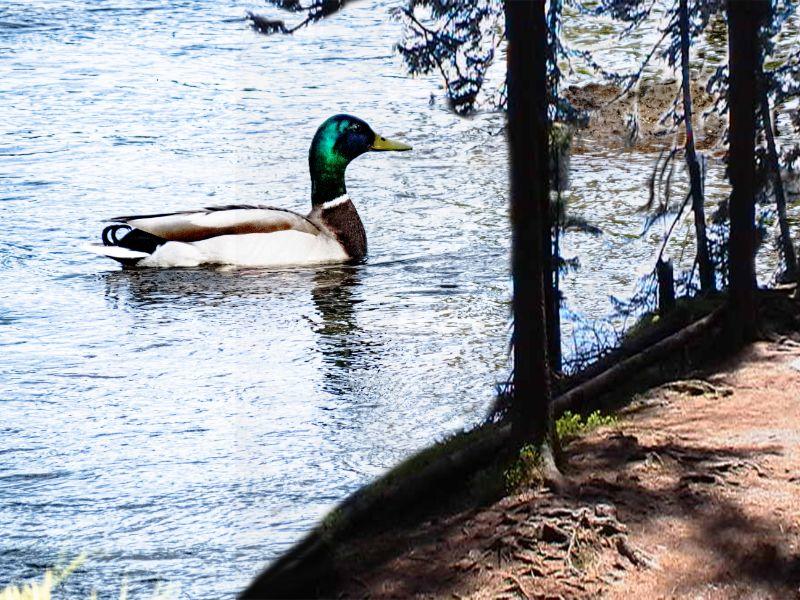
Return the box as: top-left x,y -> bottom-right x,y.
86,114 -> 411,267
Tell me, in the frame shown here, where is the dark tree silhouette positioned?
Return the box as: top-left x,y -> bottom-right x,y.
727,0 -> 767,342
760,83 -> 797,281
247,0 -> 350,34
590,0 -> 722,296
678,0 -> 714,293
758,1 -> 800,283
394,0 -> 503,114
506,0 -> 561,483
758,1 -> 797,281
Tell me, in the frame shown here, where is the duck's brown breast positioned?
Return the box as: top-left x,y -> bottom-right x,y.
316,199 -> 367,259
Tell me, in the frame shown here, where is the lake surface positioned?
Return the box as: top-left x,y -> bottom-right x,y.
0,1 -> 792,597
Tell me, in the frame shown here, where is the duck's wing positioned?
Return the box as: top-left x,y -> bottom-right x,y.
109,205 -> 321,243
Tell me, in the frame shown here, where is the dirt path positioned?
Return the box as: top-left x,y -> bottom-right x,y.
337,340 -> 800,599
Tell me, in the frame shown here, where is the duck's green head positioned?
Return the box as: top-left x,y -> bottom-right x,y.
309,114 -> 412,205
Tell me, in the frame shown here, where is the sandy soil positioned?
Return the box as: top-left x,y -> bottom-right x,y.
336,339 -> 800,599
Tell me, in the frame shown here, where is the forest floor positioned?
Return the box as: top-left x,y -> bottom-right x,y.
334,338 -> 800,599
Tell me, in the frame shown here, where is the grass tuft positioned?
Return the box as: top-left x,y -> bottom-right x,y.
557,410 -> 618,443
1,554 -> 85,600
504,444 -> 543,493
0,554 -> 178,600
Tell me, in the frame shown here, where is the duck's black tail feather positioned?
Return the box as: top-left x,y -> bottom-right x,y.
101,224 -> 166,254
94,224 -> 167,266
102,224 -> 131,246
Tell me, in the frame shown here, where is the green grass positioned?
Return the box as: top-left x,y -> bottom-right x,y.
320,411 -> 620,537
556,410 -> 618,443
503,444 -> 543,493
503,411 -> 618,493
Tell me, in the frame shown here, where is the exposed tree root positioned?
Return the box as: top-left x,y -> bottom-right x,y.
463,494 -> 656,597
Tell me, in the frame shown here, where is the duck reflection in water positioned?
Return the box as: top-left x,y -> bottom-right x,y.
100,265 -> 381,399
100,266 -> 310,309
310,265 -> 381,398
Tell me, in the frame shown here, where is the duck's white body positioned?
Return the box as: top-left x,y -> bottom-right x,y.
141,230 -> 347,268
86,199 -> 353,268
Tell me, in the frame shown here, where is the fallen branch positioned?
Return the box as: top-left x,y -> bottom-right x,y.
615,536 -> 656,569
556,300 -> 719,395
553,307 -> 724,414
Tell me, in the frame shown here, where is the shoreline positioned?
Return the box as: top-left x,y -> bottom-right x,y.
242,289 -> 800,598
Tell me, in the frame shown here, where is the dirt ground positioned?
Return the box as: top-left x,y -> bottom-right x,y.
336,339 -> 800,599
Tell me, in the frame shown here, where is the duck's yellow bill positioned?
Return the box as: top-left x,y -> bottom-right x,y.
370,134 -> 412,151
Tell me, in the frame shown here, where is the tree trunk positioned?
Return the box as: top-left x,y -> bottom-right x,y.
544,201 -> 560,373
545,0 -> 563,375
505,0 -> 559,479
760,90 -> 797,281
657,258 -> 676,315
546,252 -> 562,373
679,0 -> 715,293
548,183 -> 563,374
727,0 -> 765,342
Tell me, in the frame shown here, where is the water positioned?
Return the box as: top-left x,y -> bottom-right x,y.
1,2 -> 511,597
0,1 -> 793,598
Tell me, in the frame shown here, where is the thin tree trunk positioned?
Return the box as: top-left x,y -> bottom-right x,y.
549,171 -> 563,374
506,0 -> 560,481
727,0 -> 766,342
657,258 -> 676,315
549,230 -> 562,373
545,0 -> 563,375
679,0 -> 714,293
544,207 -> 561,374
760,89 -> 797,280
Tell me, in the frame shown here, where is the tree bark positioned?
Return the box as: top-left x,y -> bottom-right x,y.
727,0 -> 766,342
506,0 -> 558,470
679,0 -> 715,293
